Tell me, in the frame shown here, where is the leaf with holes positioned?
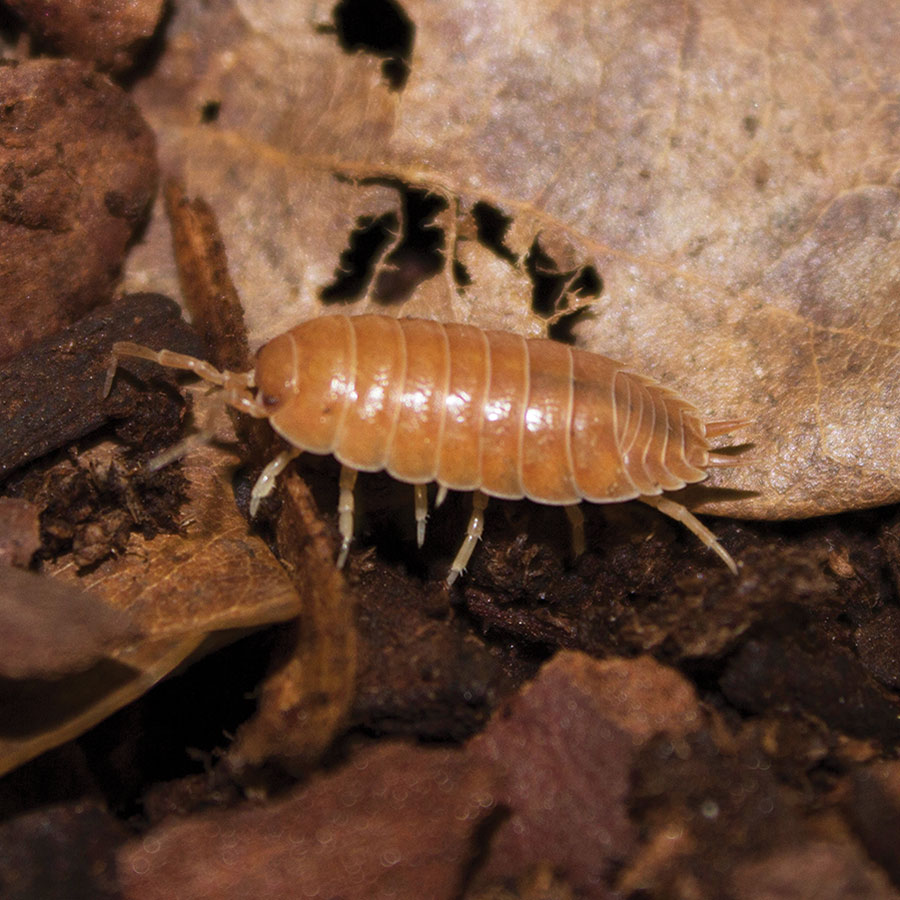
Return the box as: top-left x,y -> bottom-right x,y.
125,0 -> 900,520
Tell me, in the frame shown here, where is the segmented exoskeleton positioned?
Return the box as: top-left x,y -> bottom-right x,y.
109,314 -> 747,581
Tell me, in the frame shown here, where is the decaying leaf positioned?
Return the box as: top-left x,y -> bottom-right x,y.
0,435 -> 304,776
48,443 -> 301,638
0,633 -> 203,780
125,0 -> 900,521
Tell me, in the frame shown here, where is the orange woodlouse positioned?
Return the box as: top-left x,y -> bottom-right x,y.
108,313 -> 747,582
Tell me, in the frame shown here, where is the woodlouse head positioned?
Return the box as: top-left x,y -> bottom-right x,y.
253,332 -> 297,415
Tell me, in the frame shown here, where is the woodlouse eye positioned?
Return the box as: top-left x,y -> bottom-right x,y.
261,393 -> 281,409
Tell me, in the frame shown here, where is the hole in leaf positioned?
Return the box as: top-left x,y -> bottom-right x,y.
320,211 -> 399,304
330,0 -> 415,91
569,264 -> 602,300
452,259 -> 472,288
372,187 -> 447,303
199,100 -> 221,124
525,240 -> 567,318
525,240 -> 602,344
548,265 -> 601,343
320,183 -> 447,306
548,304 -> 594,344
472,201 -> 517,263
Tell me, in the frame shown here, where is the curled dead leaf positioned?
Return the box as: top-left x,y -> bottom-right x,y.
0,567 -> 138,680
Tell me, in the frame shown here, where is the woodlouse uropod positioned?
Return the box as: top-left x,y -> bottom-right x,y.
107,313 -> 748,583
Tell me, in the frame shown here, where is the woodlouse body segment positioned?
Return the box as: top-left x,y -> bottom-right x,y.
436,324 -> 489,491
108,313 -> 747,581
477,328 -> 528,499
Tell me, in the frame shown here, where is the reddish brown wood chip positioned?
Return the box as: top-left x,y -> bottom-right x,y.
6,0 -> 165,75
0,498 -> 40,568
118,742 -> 501,900
470,652 -> 695,896
0,60 -> 157,361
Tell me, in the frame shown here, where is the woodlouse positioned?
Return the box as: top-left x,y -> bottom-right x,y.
108,313 -> 747,582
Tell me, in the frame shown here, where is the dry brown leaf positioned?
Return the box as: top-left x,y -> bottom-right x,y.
0,567 -> 138,679
0,438 -> 303,777
124,0 -> 900,521
121,0 -> 900,518
0,634 -> 203,779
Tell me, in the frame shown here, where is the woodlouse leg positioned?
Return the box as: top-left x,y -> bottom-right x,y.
639,495 -> 738,575
336,465 -> 358,569
414,484 -> 429,547
447,491 -> 489,586
147,425 -> 217,473
565,505 -> 586,558
435,485 -> 448,508
249,449 -> 300,518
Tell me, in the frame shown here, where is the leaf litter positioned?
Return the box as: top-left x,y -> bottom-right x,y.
3,2 -> 900,898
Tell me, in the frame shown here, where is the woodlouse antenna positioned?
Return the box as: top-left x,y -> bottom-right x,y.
103,341 -> 270,475
104,342 -> 265,418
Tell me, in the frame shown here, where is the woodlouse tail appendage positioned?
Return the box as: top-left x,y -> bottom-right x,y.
106,317 -> 749,583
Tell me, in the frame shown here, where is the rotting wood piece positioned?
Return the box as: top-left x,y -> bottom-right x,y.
0,294 -> 205,481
